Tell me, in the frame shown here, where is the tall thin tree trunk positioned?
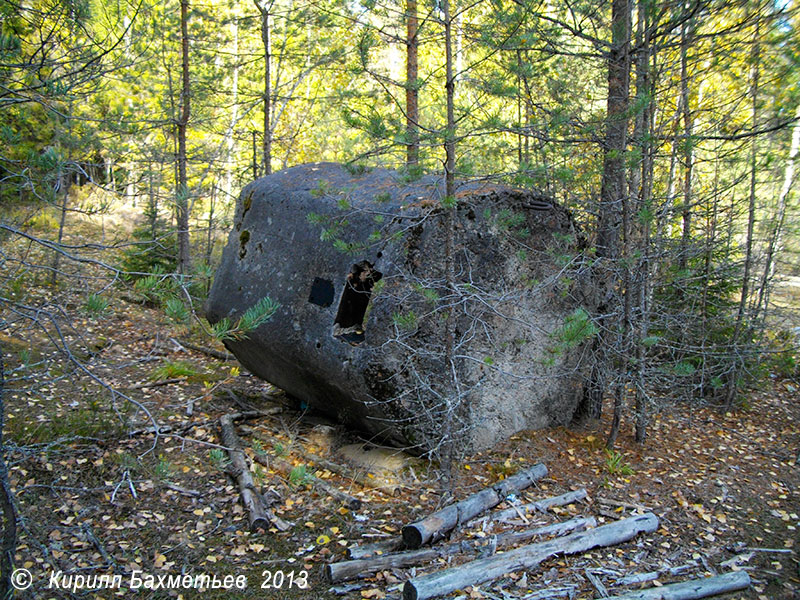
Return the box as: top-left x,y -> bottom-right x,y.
441,0 -> 457,484
52,107 -> 72,286
634,13 -> 655,443
406,0 -> 419,167
148,162 -> 158,240
579,0 -> 631,422
727,15 -> 761,407
629,0 -> 653,445
252,131 -> 258,180
224,16 -> 240,201
702,146 -> 721,324
256,0 -> 272,176
517,50 -> 523,167
608,179 -> 632,449
176,0 -> 192,274
678,12 -> 695,272
206,183 -> 216,268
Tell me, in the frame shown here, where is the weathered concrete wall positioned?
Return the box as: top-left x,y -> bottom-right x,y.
206,162 -> 590,453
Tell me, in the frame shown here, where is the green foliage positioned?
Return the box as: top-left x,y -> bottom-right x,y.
153,455 -> 173,480
7,401 -> 123,445
672,361 -> 697,377
333,239 -> 367,255
412,283 -> 439,304
210,296 -> 280,342
150,360 -> 202,381
392,310 -> 418,331
604,449 -> 634,476
398,164 -> 424,183
288,464 -> 312,487
208,449 -> 229,471
119,222 -> 178,279
164,297 -> 190,323
494,209 -> 529,239
550,308 -> 598,354
83,293 -> 109,316
132,270 -> 178,305
311,180 -> 332,197
343,162 -> 371,176
240,297 -> 280,332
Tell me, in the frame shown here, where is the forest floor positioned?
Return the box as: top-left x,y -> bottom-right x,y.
1,215 -> 798,600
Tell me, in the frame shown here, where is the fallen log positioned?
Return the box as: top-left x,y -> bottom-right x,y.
604,571 -> 750,599
347,538 -> 406,560
496,515 -> 597,546
402,463 -> 547,549
402,512 -> 659,600
218,414 -> 291,532
471,489 -> 588,525
616,563 -> 697,586
518,585 -> 576,599
345,514 -> 598,562
328,516 -> 596,583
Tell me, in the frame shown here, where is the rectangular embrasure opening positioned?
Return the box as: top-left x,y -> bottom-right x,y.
333,260 -> 382,345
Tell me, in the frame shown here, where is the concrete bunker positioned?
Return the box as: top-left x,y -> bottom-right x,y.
207,162 -> 591,453
333,261 -> 382,345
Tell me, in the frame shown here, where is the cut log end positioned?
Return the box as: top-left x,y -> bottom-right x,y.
250,516 -> 271,533
402,582 -> 419,600
344,497 -> 363,511
402,525 -> 424,550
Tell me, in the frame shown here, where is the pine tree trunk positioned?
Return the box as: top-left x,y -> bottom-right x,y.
578,0 -> 631,421
51,169 -> 70,286
633,0 -> 654,443
52,109 -> 73,286
441,0 -> 457,481
206,183 -> 216,269
727,15 -> 761,407
224,17 -> 240,201
678,13 -> 695,273
256,1 -> 272,176
406,0 -> 419,167
176,0 -> 192,275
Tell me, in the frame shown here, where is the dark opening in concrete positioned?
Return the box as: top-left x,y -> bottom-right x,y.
308,277 -> 334,307
333,261 -> 382,345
